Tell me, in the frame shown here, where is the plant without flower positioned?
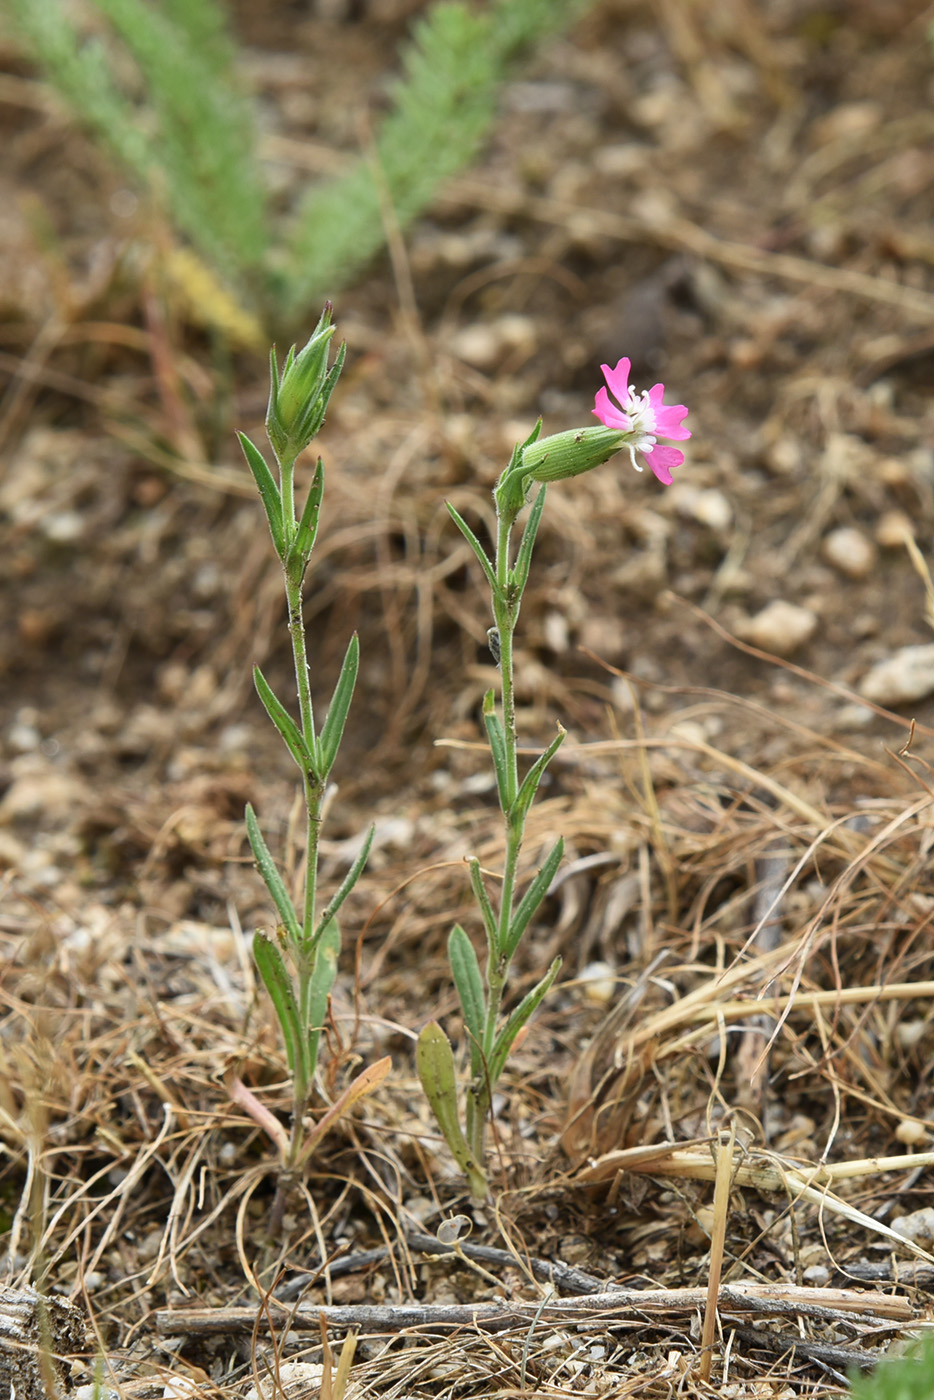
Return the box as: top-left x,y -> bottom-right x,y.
234,306 -> 389,1223
417,360 -> 690,1196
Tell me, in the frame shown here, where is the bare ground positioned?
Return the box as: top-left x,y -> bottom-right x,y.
2,1 -> 934,1396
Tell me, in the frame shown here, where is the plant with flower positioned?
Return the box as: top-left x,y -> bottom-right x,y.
234,306 -> 388,1203
416,359 -> 689,1196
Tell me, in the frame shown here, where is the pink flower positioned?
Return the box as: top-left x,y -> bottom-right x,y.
592,358 -> 690,485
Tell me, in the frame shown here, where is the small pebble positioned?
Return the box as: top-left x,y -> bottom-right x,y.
859,644 -> 934,706
834,703 -> 874,731
821,526 -> 876,579
895,1118 -> 927,1146
670,485 -> 733,532
737,600 -> 817,656
891,1206 -> 934,1246
162,1380 -> 200,1400
579,961 -> 617,1005
875,509 -> 915,548
41,510 -> 85,543
7,721 -> 41,753
449,315 -> 536,370
895,1019 -> 927,1050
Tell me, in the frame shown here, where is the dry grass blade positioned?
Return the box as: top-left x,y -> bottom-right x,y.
575,1143 -> 934,1265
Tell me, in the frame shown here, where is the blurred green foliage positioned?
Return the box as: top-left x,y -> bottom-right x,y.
8,0 -> 591,333
849,1336 -> 934,1400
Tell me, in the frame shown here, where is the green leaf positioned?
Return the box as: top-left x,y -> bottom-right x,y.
467,857 -> 497,945
416,1022 -> 487,1197
448,924 -> 485,1076
482,690 -> 512,812
239,432 -> 284,558
313,824 -> 375,943
253,664 -> 316,776
510,483 -> 546,595
318,633 -> 359,776
488,957 -> 561,1088
304,918 -> 340,1076
446,503 -> 498,597
253,932 -> 302,1079
288,457 -> 324,568
503,837 -> 564,960
510,723 -> 566,829
493,419 -> 543,525
245,803 -> 301,944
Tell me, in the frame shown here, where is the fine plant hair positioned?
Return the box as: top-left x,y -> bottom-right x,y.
8,0 -> 590,325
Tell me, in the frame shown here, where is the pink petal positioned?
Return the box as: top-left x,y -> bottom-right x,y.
655,410 -> 691,439
600,358 -> 632,404
593,386 -> 631,431
647,384 -> 690,438
643,444 -> 684,485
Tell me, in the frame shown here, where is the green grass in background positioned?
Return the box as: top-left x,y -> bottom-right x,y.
8,0 -> 592,334
849,1336 -> 934,1400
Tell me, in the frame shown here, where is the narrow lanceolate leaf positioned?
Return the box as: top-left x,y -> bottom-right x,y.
510,723 -> 566,829
304,918 -> 340,1073
254,664 -> 317,776
416,1022 -> 487,1198
493,420 -> 543,525
510,483 -> 546,595
448,924 -> 485,1076
297,1054 -> 392,1168
313,824 -> 375,944
503,837 -> 564,960
239,432 -> 284,559
318,632 -> 359,776
245,803 -> 301,943
445,503 -> 498,597
289,457 -> 324,569
488,957 -> 562,1089
482,690 -> 511,812
467,857 -> 497,944
253,932 -> 302,1079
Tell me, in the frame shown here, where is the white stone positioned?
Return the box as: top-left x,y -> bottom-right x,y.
244,1362 -> 327,1400
821,526 -> 876,579
834,703 -> 874,731
737,601 -> 817,656
895,1118 -> 927,1146
579,961 -> 617,1005
42,509 -> 86,543
449,315 -> 536,369
891,1206 -> 934,1247
670,485 -> 732,532
859,644 -> 934,706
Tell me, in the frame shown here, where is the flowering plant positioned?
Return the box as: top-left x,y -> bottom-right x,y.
416,362 -> 690,1195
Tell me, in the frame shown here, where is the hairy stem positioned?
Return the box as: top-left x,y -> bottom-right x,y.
466,508 -> 526,1170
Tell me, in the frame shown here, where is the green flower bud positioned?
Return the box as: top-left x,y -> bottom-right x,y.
519,425 -> 629,484
267,304 -> 345,462
494,424 -> 629,522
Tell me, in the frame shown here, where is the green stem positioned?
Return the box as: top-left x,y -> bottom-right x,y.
280,451 -> 327,1155
494,510 -> 519,811
466,507 -> 526,1169
279,454 -> 296,546
281,454 -> 321,945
